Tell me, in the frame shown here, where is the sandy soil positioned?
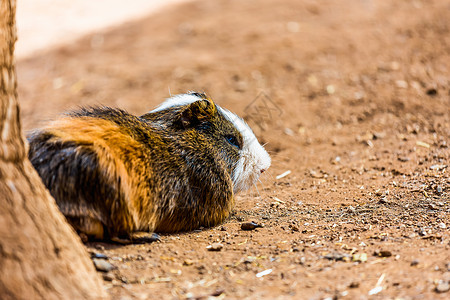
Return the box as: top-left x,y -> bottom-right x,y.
16,0 -> 449,299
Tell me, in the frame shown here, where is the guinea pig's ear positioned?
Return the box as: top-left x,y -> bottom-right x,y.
179,99 -> 217,128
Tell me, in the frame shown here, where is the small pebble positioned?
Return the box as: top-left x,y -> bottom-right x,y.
256,269 -> 272,278
435,281 -> 450,293
426,88 -> 438,96
323,252 -> 350,261
102,273 -> 115,281
183,259 -> 194,266
276,170 -> 291,180
211,289 -> 225,297
438,223 -> 446,229
90,252 -> 108,259
368,286 -> 383,295
206,243 -> 223,251
374,250 -> 392,257
93,258 -> 115,272
418,228 -> 427,236
289,224 -> 299,231
241,221 -> 263,231
410,259 -> 420,266
430,164 -> 446,170
395,80 -> 408,89
243,256 -> 256,264
352,253 -> 367,262
120,276 -> 129,284
95,244 -> 105,251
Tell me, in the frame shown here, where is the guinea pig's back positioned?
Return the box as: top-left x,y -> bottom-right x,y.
27,110 -> 160,238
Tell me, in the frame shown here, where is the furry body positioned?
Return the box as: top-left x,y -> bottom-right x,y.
28,93 -> 270,240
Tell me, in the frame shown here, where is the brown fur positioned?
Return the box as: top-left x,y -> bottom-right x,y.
28,96 -> 243,240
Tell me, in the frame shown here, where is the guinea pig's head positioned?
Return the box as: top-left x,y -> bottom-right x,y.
149,92 -> 271,194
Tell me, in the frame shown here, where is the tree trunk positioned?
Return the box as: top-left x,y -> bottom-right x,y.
0,1 -> 107,299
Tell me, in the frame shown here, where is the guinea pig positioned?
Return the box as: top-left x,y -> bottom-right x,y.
28,92 -> 271,242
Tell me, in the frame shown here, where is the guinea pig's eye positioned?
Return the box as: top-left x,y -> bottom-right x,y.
225,134 -> 241,149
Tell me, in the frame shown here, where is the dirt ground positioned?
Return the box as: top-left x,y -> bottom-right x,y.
17,0 -> 449,299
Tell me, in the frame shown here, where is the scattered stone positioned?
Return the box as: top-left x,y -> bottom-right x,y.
410,259 -> 420,266
241,221 -> 264,231
309,169 -> 324,178
206,243 -> 223,251
347,206 -> 356,213
289,224 -> 299,232
90,252 -> 108,259
426,88 -> 438,96
211,289 -> 225,297
430,164 -> 447,171
416,141 -> 430,148
368,286 -> 383,295
243,256 -> 256,264
418,228 -> 428,236
378,197 -> 389,204
428,203 -> 438,210
284,128 -> 295,136
93,258 -> 115,272
349,281 -> 360,288
395,80 -> 408,89
438,223 -> 446,229
276,170 -> 292,180
435,281 -> 450,293
352,253 -> 367,263
256,269 -> 273,278
183,259 -> 195,266
120,276 -> 129,284
365,140 -> 374,148
407,232 -> 416,238
373,132 -> 386,139
94,244 -> 105,251
325,84 -> 335,95
374,189 -> 384,196
323,252 -> 350,261
272,197 -> 286,204
374,250 -> 392,257
102,273 -> 115,281
397,156 -> 410,162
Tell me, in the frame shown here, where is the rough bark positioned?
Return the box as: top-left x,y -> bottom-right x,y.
0,1 -> 107,299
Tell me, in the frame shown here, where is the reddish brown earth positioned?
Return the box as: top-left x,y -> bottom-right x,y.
17,0 -> 449,299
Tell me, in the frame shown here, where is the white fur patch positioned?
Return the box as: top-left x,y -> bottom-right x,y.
151,93 -> 271,193
150,94 -> 202,113
217,107 -> 271,193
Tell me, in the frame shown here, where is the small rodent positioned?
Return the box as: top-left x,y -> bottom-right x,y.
28,92 -> 270,242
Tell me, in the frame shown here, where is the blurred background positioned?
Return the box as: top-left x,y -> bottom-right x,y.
16,0 -> 189,58
17,0 -> 448,139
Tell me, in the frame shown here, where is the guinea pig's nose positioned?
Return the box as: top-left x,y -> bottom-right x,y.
260,169 -> 266,173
